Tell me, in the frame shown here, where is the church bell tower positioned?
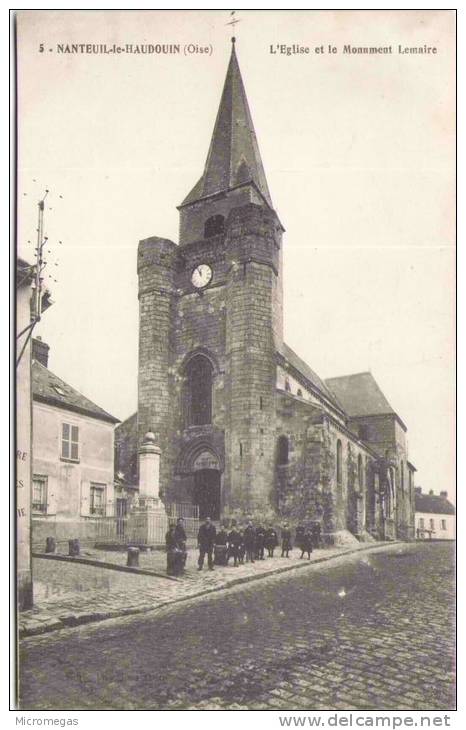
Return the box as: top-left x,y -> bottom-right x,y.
138,39 -> 284,519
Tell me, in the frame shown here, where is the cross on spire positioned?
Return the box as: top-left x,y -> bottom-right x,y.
226,10 -> 241,31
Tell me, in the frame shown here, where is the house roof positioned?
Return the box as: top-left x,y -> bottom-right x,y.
325,371 -> 397,419
17,257 -> 35,287
415,492 -> 455,516
181,39 -> 273,209
32,360 -> 119,424
279,343 -> 344,413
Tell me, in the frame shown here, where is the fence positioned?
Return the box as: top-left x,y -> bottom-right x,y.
93,503 -> 200,546
166,502 -> 199,519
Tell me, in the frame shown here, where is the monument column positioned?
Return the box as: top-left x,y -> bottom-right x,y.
129,432 -> 168,545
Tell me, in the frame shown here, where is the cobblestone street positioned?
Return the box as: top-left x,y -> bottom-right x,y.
18,542 -> 455,711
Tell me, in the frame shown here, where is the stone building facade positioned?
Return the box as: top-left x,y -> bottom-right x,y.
31,339 -> 121,548
116,40 -> 416,543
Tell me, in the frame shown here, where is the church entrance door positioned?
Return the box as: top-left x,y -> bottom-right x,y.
193,469 -> 221,520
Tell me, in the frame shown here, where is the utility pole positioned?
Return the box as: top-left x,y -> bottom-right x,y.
16,189 -> 53,366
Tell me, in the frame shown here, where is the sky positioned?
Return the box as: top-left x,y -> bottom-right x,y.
16,10 -> 455,500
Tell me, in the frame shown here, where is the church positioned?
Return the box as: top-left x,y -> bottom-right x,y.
115,39 -> 416,544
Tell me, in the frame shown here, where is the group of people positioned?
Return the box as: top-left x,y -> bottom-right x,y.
165,516 -> 322,576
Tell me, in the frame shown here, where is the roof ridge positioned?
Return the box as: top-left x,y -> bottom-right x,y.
325,371 -> 372,381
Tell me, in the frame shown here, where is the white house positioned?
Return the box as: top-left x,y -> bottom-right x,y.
414,487 -> 455,541
31,338 -> 120,549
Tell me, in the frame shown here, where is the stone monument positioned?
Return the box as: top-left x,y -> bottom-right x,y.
128,431 -> 168,546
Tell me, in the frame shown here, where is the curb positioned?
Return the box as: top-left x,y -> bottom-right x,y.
20,541 -> 404,639
32,552 -> 179,582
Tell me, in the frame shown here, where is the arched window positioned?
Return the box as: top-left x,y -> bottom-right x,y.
336,440 -> 343,486
278,436 -> 289,465
185,355 -> 213,426
358,454 -> 363,490
204,214 -> 225,238
285,377 -> 291,392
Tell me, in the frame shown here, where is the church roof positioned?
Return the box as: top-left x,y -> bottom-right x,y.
279,343 -> 343,413
415,491 -> 455,516
181,39 -> 273,209
32,359 -> 119,424
324,372 -> 396,419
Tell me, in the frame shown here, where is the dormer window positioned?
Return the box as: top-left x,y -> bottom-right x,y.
204,215 -> 225,238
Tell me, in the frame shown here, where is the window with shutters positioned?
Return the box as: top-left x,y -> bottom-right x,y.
90,483 -> 106,516
61,422 -> 79,461
32,475 -> 48,513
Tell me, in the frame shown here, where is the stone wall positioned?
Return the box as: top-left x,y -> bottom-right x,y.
275,391 -> 377,541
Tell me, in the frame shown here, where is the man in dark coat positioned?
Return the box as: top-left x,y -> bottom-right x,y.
281,522 -> 292,557
295,524 -> 305,552
227,521 -> 242,567
174,517 -> 187,568
214,524 -> 229,566
300,526 -> 313,560
243,521 -> 256,563
264,525 -> 279,557
166,524 -> 184,576
311,521 -> 321,550
237,528 -> 245,564
197,516 -> 217,571
255,523 -> 266,560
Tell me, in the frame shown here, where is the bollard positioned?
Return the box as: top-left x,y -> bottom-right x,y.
127,547 -> 140,567
45,537 -> 56,554
68,538 -> 80,557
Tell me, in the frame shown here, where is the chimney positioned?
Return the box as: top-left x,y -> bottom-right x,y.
32,337 -> 49,368
414,487 -> 422,494
440,491 -> 448,498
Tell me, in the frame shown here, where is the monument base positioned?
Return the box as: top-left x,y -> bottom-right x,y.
127,498 -> 169,547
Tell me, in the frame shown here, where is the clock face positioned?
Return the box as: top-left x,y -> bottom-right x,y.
191,263 -> 213,289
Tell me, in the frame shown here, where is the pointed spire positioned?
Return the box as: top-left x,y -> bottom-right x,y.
181,39 -> 273,208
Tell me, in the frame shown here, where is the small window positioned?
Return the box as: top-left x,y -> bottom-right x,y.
358,425 -> 368,440
61,423 -> 79,461
358,454 -> 363,489
278,436 -> 289,465
297,388 -> 303,397
336,440 -> 343,486
401,461 -> 405,492
429,518 -> 435,531
53,385 -> 66,397
32,475 -> 47,513
259,396 -> 263,410
204,215 -> 225,238
285,378 -> 291,392
90,483 -> 106,516
419,518 -> 424,529
441,520 -> 447,531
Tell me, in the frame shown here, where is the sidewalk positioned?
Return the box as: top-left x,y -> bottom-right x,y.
19,542 -> 399,639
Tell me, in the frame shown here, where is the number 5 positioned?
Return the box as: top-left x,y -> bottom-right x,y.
39,43 -> 44,52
